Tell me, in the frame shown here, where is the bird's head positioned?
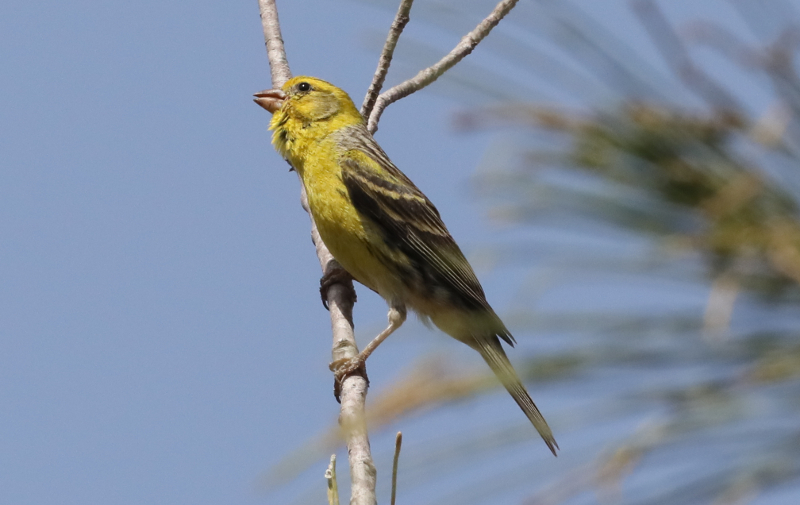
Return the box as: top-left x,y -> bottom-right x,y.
254,76 -> 362,126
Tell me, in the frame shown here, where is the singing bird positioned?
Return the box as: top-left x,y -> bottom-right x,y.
255,76 -> 557,455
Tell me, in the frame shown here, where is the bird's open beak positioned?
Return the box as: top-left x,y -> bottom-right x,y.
253,89 -> 287,114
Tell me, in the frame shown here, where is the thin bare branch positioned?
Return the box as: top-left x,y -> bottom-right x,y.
361,0 -> 415,119
366,0 -> 520,134
256,2 -> 375,504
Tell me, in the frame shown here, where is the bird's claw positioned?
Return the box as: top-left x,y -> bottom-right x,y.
329,356 -> 369,402
319,266 -> 356,310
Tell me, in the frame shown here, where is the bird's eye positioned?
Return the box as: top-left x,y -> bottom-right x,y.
297,82 -> 311,92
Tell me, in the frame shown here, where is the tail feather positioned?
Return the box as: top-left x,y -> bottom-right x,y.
477,338 -> 559,456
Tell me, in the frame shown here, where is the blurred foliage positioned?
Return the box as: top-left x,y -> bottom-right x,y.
470,100 -> 800,295
274,1 -> 800,504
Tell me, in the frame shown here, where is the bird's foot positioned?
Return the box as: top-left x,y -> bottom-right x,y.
319,265 -> 356,310
329,355 -> 369,402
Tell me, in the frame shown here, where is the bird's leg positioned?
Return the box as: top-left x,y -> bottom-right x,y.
319,263 -> 356,310
331,303 -> 407,387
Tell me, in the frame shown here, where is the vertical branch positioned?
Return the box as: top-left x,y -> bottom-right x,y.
361,0 -> 415,119
257,0 -> 292,87
256,1 -> 374,504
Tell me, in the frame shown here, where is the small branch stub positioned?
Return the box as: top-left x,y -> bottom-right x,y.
391,432 -> 403,505
325,455 -> 340,505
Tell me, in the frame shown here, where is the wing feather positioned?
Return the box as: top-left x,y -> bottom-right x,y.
335,126 -> 492,314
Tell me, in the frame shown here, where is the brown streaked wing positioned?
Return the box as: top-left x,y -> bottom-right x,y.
336,128 -> 492,315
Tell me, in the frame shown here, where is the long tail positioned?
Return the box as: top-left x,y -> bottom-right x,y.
477,338 -> 558,456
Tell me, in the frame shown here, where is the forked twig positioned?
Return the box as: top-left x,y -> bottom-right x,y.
366,0 -> 520,133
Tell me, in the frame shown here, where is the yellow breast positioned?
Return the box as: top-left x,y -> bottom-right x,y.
271,107 -> 406,300
299,139 -> 398,298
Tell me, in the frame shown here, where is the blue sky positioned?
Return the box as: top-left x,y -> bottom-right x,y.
2,1 -> 797,504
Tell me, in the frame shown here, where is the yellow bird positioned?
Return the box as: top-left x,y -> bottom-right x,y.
255,76 -> 557,455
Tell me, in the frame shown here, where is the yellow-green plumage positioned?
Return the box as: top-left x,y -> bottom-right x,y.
260,76 -> 557,455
